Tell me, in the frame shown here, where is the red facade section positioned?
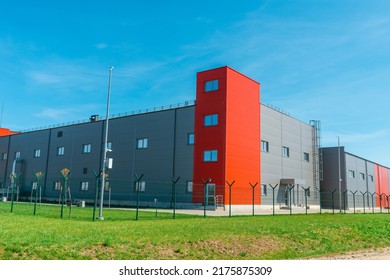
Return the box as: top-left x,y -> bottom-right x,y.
192,66 -> 260,205
374,164 -> 389,207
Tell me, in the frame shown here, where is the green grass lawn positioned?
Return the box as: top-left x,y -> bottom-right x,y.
1,202 -> 390,260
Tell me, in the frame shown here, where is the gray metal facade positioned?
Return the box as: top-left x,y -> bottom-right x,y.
260,104 -> 319,208
0,106 -> 195,208
0,102 -> 319,208
321,147 -> 389,209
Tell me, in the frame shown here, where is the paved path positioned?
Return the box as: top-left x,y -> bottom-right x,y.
306,247 -> 390,260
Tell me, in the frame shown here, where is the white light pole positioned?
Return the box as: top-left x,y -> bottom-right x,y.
98,66 -> 114,220
337,136 -> 342,213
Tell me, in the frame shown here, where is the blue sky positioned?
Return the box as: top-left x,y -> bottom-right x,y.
1,0 -> 390,166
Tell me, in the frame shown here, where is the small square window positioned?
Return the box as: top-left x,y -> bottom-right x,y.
80,181 -> 89,191
349,170 -> 355,178
82,167 -> 88,174
359,173 -> 365,180
282,146 -> 290,157
135,181 -> 146,192
34,149 -> 41,158
303,152 -> 310,162
82,144 -> 91,154
205,79 -> 219,92
186,181 -> 193,193
261,140 -> 269,152
1,153 -> 7,160
261,184 -> 267,196
137,138 -> 148,149
204,114 -> 218,126
369,175 -> 374,182
57,147 -> 65,156
187,133 -> 194,145
57,131 -> 63,137
203,150 -> 218,162
53,181 -> 62,191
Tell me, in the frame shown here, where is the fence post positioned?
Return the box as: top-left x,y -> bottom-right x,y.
10,173 -> 21,213
380,193 -> 385,214
269,184 -> 278,216
368,192 -> 376,214
350,191 -> 357,214
387,195 -> 390,214
302,187 -> 310,215
287,185 -> 295,215
33,172 -> 44,216
92,170 -> 102,221
249,182 -> 258,216
314,187 -> 322,214
342,190 -> 348,214
360,191 -> 367,214
201,178 -> 211,218
331,189 -> 337,214
226,180 -> 235,217
59,168 -> 71,219
134,173 -> 144,221
170,176 -> 181,219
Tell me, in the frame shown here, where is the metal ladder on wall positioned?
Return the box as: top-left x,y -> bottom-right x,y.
310,120 -> 323,191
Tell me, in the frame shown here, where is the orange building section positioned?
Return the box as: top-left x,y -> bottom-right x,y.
225,68 -> 260,205
374,164 -> 389,207
0,128 -> 18,137
192,66 -> 260,205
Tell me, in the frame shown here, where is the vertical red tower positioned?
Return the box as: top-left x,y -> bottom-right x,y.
374,164 -> 389,206
192,66 -> 260,205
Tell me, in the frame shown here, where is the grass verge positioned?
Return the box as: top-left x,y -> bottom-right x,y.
1,202 -> 390,260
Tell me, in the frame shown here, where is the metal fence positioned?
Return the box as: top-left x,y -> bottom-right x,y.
1,174 -> 389,220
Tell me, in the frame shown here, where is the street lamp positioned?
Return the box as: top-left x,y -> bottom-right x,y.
98,66 -> 114,220
337,136 -> 342,213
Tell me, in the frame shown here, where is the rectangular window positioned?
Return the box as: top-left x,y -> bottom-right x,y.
53,181 -> 61,191
205,79 -> 219,92
349,170 -> 355,178
261,140 -> 269,152
80,182 -> 89,191
107,141 -> 113,150
186,181 -> 193,193
369,175 -> 374,182
204,114 -> 218,126
82,144 -> 92,154
303,152 -> 310,162
282,146 -> 290,157
83,167 -> 88,174
15,151 -> 21,159
34,149 -> 41,158
261,184 -> 267,196
359,173 -> 365,180
203,150 -> 218,162
57,131 -> 63,137
187,133 -> 194,145
1,153 -> 7,160
57,147 -> 65,156
135,181 -> 146,192
137,138 -> 148,149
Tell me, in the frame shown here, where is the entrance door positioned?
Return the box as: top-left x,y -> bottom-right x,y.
206,183 -> 215,205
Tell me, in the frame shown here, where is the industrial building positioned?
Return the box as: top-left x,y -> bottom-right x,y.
0,66 -> 388,211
